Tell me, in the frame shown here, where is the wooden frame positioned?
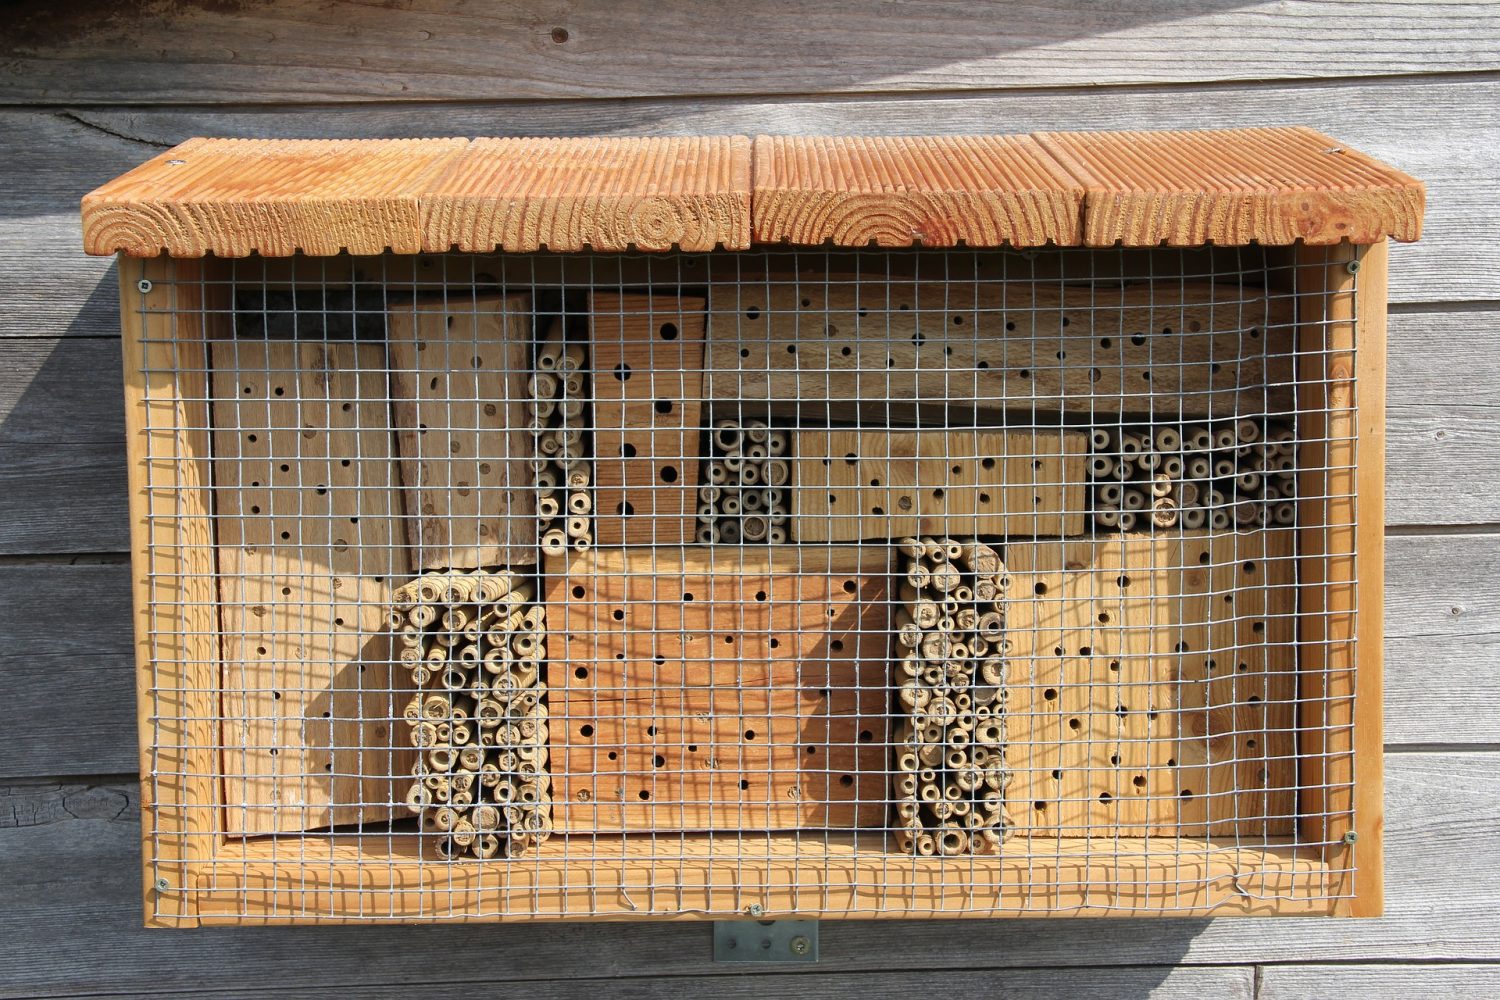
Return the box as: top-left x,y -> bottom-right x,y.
104,129 -> 1413,925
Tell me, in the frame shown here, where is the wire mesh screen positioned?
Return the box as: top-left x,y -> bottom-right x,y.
131,246 -> 1363,920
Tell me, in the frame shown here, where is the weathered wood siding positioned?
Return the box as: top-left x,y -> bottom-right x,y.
2,3 -> 1498,996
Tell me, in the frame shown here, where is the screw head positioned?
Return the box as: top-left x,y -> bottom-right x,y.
1346,260 -> 1362,275
1343,831 -> 1359,845
154,876 -> 170,893
136,278 -> 154,294
747,903 -> 763,917
789,935 -> 811,956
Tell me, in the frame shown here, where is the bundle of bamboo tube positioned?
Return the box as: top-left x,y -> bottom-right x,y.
527,319 -> 593,556
695,417 -> 792,544
1089,419 -> 1298,532
390,568 -> 553,859
891,536 -> 1013,856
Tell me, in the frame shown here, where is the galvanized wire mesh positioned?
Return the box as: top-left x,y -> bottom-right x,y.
132,246 -> 1362,920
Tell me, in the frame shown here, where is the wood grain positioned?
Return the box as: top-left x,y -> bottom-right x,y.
1262,965 -> 1500,1000
209,340 -> 411,836
751,135 -> 1081,247
8,1 -> 1496,103
5,753 -> 1498,993
1036,127 -> 1425,246
119,257 -> 219,926
5,527 -> 1493,782
194,832 -> 1332,921
422,137 -> 750,252
705,275 -> 1298,418
792,428 -> 1086,541
387,294 -> 537,569
544,546 -> 890,832
1005,530 -> 1298,839
82,138 -> 469,257
590,293 -> 707,547
82,130 -> 1422,259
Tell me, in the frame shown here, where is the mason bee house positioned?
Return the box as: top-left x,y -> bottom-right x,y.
85,130 -> 1421,925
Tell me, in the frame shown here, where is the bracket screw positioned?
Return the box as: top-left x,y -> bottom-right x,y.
1342,831 -> 1359,845
789,935 -> 811,956
1346,260 -> 1361,275
154,876 -> 170,893
747,903 -> 763,917
137,278 -> 154,294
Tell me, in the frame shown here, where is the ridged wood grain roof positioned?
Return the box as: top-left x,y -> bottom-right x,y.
82,129 -> 1423,257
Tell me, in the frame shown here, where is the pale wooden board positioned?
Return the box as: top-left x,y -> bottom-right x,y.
1261,965 -> 1500,1000
589,293 -> 707,547
793,428 -> 1087,541
7,2 -> 1496,103
82,138 -> 469,257
5,753 -> 1500,992
1036,127 -> 1425,246
209,339 -> 412,835
198,831 -> 1333,920
706,277 -> 1298,418
11,302 -> 1487,557
387,294 -> 537,569
1003,530 -> 1297,838
0,967 -> 1257,1000
9,528 -> 1499,781
751,135 -> 1081,247
421,137 -> 751,252
543,546 -> 890,832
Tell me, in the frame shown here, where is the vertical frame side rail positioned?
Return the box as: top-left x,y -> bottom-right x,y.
1292,239 -> 1386,916
121,255 -> 224,927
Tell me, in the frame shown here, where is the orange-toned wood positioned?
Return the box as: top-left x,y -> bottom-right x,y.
421,137 -> 752,253
544,546 -> 890,832
120,257 -> 221,927
706,277 -> 1297,418
199,833 -> 1337,923
1294,240 -> 1386,916
83,138 -> 470,257
1005,530 -> 1297,839
590,293 -> 707,547
1036,127 -> 1424,247
752,135 -> 1081,248
387,294 -> 538,568
792,428 -> 1087,541
83,132 -> 1424,258
209,340 -> 412,835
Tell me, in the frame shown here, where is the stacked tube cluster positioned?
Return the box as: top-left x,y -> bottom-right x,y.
528,319 -> 594,556
1089,419 -> 1298,532
891,536 -> 1013,856
391,569 -> 554,859
696,417 -> 792,544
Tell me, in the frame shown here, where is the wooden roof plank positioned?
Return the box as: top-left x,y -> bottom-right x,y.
751,135 -> 1083,248
81,138 -> 471,257
81,130 -> 1425,257
419,136 -> 751,253
1035,126 -> 1425,247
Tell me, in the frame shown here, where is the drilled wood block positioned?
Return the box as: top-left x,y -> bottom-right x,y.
706,279 -> 1296,418
1002,529 -> 1297,838
388,293 -> 537,569
590,293 -> 706,546
793,428 -> 1086,541
209,340 -> 412,835
544,546 -> 891,832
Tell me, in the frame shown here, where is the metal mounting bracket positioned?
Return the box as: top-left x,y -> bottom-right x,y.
712,919 -> 819,963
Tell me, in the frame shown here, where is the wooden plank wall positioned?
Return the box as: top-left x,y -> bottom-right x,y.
2,2 -> 1498,995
